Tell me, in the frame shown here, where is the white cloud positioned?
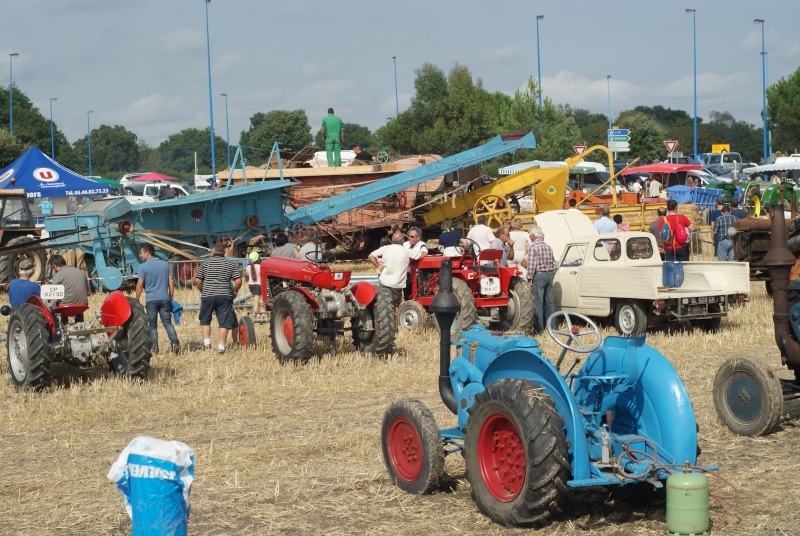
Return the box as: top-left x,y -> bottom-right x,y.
491,45 -> 521,62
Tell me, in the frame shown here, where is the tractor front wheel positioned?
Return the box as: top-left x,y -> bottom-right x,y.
464,379 -> 570,527
500,277 -> 534,331
238,316 -> 257,347
433,278 -> 477,338
353,285 -> 396,355
109,298 -> 152,378
270,291 -> 314,363
381,398 -> 445,494
713,356 -> 783,436
6,303 -> 53,391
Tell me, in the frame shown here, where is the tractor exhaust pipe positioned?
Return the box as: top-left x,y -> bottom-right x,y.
430,260 -> 460,415
764,189 -> 800,372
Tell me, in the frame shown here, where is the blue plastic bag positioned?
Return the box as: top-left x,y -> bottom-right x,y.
108,436 -> 195,536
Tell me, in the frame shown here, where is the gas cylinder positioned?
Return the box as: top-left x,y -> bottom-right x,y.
666,462 -> 709,535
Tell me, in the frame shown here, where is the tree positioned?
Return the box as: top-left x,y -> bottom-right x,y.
704,111 -> 761,162
767,66 -> 800,154
0,128 -> 30,167
72,125 -> 140,176
158,128 -> 227,176
314,122 -> 377,153
239,109 -> 312,157
633,105 -> 693,129
616,110 -> 667,164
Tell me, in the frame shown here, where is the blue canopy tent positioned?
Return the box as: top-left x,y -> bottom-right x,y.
0,146 -> 109,218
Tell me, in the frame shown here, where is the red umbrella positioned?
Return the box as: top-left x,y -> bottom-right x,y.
128,172 -> 179,182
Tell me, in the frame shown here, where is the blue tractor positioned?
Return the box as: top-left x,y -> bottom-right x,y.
381,261 -> 705,527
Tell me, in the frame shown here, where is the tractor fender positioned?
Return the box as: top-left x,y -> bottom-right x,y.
350,281 -> 377,306
25,295 -> 57,337
574,336 -> 698,467
100,290 -> 132,329
482,349 -> 591,481
286,287 -> 320,312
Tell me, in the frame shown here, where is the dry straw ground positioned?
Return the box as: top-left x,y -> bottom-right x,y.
1,282 -> 799,535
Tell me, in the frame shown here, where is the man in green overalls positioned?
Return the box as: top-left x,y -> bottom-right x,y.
320,108 -> 344,167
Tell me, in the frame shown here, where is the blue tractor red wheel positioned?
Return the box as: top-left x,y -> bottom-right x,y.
464,378 -> 570,527
713,356 -> 783,436
381,398 -> 444,494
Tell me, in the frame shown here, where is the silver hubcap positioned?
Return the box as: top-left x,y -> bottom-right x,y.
399,307 -> 422,330
619,307 -> 634,333
8,320 -> 29,381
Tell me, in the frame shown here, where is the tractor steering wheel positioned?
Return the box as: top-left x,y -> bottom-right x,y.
305,249 -> 336,264
455,237 -> 480,259
546,311 -> 602,354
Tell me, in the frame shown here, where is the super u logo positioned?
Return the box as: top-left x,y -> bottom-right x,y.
34,167 -> 59,182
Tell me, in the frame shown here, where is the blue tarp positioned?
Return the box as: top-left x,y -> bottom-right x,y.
0,146 -> 110,199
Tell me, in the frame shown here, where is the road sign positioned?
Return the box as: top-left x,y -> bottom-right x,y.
609,135 -> 631,142
664,140 -> 678,153
609,129 -> 630,136
573,145 -> 587,154
608,141 -> 630,152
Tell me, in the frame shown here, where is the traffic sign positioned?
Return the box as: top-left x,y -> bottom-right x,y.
608,141 -> 630,152
609,135 -> 631,142
573,145 -> 587,154
664,140 -> 678,153
609,129 -> 630,136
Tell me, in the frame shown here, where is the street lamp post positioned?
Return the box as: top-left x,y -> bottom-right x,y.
9,53 -> 19,135
606,75 -> 612,130
392,55 -> 399,118
221,93 -> 230,168
686,9 -> 697,161
87,111 -> 94,177
754,18 -> 767,165
535,15 -> 544,113
49,97 -> 57,159
204,0 -> 217,186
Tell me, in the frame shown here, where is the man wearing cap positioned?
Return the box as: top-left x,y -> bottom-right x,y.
136,243 -> 180,354
8,259 -> 40,307
195,242 -> 242,355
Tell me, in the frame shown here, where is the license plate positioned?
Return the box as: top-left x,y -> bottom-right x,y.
688,295 -> 719,305
480,277 -> 501,296
41,284 -> 65,300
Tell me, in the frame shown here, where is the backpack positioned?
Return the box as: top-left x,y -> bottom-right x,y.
660,217 -> 688,247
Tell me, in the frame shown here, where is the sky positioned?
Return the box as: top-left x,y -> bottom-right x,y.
2,0 -> 798,152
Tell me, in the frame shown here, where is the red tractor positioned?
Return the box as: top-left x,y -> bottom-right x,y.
237,251 -> 396,362
3,289 -> 151,391
397,242 -> 534,336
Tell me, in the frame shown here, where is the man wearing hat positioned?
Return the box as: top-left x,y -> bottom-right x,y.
136,243 -> 180,353
8,259 -> 41,307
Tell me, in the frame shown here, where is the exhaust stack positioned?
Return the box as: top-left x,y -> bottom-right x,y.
430,260 -> 460,414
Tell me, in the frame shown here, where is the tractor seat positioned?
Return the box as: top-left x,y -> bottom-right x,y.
53,304 -> 89,318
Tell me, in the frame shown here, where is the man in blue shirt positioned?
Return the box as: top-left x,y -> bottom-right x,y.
8,259 -> 40,307
136,244 -> 179,353
594,206 -> 618,234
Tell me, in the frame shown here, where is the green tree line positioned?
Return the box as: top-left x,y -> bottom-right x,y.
2,61 -> 799,178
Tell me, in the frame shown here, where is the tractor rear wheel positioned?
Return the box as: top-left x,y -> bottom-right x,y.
109,298 -> 152,378
500,277 -> 534,331
0,236 -> 46,286
397,300 -> 427,332
713,356 -> 783,436
381,398 -> 444,494
433,278 -> 477,338
6,303 -> 53,391
464,378 -> 570,527
353,284 -> 396,355
270,291 -> 314,363
238,316 -> 257,347
614,300 -> 647,337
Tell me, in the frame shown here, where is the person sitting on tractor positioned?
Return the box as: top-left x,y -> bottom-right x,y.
488,226 -> 514,267
466,215 -> 495,254
368,231 -> 424,318
8,259 -> 41,308
438,218 -> 465,257
297,229 -> 322,261
49,254 -> 92,323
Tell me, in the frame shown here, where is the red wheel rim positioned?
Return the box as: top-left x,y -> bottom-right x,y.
282,316 -> 294,345
177,262 -> 197,283
239,323 -> 248,346
386,416 -> 423,482
478,412 -> 525,501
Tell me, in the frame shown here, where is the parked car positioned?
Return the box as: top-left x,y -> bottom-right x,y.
702,152 -> 744,172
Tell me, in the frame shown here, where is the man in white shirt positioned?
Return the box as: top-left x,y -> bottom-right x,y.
369,232 -> 424,316
403,226 -> 428,299
466,215 -> 495,254
648,178 -> 662,198
594,206 -> 618,234
629,179 -> 643,194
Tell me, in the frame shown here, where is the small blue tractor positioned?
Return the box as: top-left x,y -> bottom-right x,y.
381,261 -> 705,527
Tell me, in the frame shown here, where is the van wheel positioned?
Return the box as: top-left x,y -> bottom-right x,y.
615,300 -> 647,337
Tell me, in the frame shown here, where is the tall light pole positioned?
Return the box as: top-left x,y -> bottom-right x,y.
754,18 -> 767,165
606,75 -> 612,130
686,9 -> 697,161
392,55 -> 399,118
204,0 -> 217,185
8,53 -> 19,135
535,15 -> 544,113
49,97 -> 57,159
87,111 -> 94,177
220,93 -> 230,168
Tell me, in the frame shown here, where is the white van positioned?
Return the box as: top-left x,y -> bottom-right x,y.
703,152 -> 743,172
